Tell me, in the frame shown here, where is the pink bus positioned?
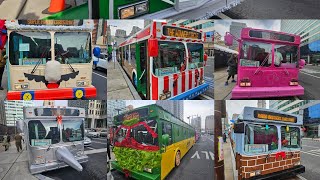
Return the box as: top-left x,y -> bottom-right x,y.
224,28 -> 306,99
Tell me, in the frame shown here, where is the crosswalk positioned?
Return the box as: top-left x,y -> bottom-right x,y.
191,151 -> 214,160
302,149 -> 320,157
204,76 -> 214,89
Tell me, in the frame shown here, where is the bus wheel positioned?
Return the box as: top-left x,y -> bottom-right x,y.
175,151 -> 181,167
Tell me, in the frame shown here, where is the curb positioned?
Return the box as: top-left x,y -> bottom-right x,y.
229,142 -> 237,180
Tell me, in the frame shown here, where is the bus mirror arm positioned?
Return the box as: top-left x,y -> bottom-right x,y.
224,32 -> 241,47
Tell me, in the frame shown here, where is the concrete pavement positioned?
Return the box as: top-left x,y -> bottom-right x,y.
223,139 -> 235,180
214,67 -> 236,100
107,61 -> 140,100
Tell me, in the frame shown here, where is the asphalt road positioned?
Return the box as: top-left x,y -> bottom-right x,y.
92,69 -> 107,100
111,135 -> 214,180
217,0 -> 320,19
42,137 -> 107,180
298,139 -> 320,180
298,65 -> 320,100
203,57 -> 214,99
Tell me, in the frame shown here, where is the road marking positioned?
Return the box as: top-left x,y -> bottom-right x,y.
191,151 -> 200,159
86,147 -> 95,150
300,71 -> 320,79
191,151 -> 214,160
93,72 -> 107,79
84,148 -> 108,155
301,150 -> 320,157
209,151 -> 214,160
91,141 -> 107,145
201,151 -> 209,160
297,174 -> 308,180
303,145 -> 320,148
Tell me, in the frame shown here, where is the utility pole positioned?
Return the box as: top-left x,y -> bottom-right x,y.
214,100 -> 225,180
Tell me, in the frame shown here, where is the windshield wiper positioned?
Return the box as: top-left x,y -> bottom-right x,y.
254,53 -> 270,75
31,47 -> 50,74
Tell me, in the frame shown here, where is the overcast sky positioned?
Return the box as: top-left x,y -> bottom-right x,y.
108,20 -> 145,36
215,20 -> 281,37
125,100 -> 214,129
226,100 -> 270,123
33,100 -> 68,107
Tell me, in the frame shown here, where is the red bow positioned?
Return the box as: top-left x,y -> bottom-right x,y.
56,115 -> 62,125
123,169 -> 131,178
276,151 -> 286,159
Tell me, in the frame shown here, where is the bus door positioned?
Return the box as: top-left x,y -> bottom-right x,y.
161,121 -> 175,178
137,41 -> 147,98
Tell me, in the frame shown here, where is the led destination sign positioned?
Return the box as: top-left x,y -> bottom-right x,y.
18,20 -> 82,26
116,108 -> 149,122
163,26 -> 202,40
253,110 -> 297,123
249,30 -> 295,42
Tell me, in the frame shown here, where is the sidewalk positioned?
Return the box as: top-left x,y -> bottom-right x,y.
223,139 -> 236,180
0,141 -> 38,180
107,61 -> 140,100
214,67 -> 236,100
0,0 -> 84,19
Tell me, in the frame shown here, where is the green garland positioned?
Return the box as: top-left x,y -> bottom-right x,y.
113,147 -> 161,172
123,117 -> 140,126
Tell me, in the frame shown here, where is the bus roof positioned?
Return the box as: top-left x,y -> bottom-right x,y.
23,106 -> 86,119
118,21 -> 204,47
237,106 -> 303,125
5,20 -> 94,32
113,104 -> 194,129
241,27 -> 300,45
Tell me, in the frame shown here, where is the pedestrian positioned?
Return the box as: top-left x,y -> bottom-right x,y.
2,133 -> 10,151
14,133 -> 23,152
225,54 -> 237,86
223,133 -> 227,143
107,136 -> 111,160
0,48 -> 7,90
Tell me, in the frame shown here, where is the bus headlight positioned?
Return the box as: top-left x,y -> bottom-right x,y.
119,1 -> 149,19
15,83 -> 29,90
143,167 -> 152,173
290,79 -> 299,86
249,170 -> 261,177
77,81 -> 88,87
239,78 -> 251,87
294,161 -> 301,166
159,91 -> 171,100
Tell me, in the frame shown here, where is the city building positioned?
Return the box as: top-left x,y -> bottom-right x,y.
68,100 -> 89,115
0,102 -> 6,125
269,100 -> 315,114
257,100 -> 267,108
156,101 -> 184,121
128,26 -> 142,37
113,29 -> 127,46
191,116 -> 201,131
4,101 -> 35,127
300,101 -> 320,138
107,100 -> 126,127
230,21 -> 247,50
281,20 -> 320,64
205,115 -> 214,135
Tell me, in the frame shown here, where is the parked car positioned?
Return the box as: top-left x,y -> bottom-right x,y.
84,136 -> 92,147
93,53 -> 107,71
100,129 -> 108,137
86,129 -> 100,138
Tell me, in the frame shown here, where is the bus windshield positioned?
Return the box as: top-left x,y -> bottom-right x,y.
187,43 -> 204,69
244,124 -> 278,154
28,120 -> 60,146
281,126 -> 300,149
153,41 -> 186,76
9,31 -> 51,65
54,32 -> 91,64
240,41 -> 272,67
62,120 -> 84,142
274,44 -> 298,68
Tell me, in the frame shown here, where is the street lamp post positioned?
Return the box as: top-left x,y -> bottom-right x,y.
214,101 -> 225,180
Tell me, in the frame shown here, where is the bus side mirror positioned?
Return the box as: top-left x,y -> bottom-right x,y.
224,33 -> 233,46
148,38 -> 158,57
93,47 -> 101,58
234,122 -> 244,133
299,59 -> 306,69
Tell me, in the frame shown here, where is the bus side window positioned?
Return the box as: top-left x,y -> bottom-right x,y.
162,122 -> 172,145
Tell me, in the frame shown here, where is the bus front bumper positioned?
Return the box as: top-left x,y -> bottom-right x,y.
111,161 -> 160,180
231,85 -> 304,99
169,83 -> 209,100
7,86 -> 97,100
248,165 -> 305,180
29,155 -> 88,174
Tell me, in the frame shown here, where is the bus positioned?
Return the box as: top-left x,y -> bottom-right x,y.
20,106 -> 88,174
230,107 -> 305,179
111,104 -> 195,180
224,28 -> 306,99
118,21 -> 209,100
4,20 -> 97,100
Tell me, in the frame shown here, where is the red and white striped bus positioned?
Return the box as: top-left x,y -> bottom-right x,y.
118,21 -> 209,100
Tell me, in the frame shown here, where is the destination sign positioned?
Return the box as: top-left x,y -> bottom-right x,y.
254,110 -> 297,123
116,108 -> 149,122
18,20 -> 83,26
163,26 -> 202,40
249,30 -> 295,42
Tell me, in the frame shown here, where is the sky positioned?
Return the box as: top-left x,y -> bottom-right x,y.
33,100 -> 68,107
214,20 -> 281,38
108,20 -> 145,36
125,100 -> 214,129
226,100 -> 270,124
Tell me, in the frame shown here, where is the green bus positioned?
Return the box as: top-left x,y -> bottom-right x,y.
111,104 -> 195,180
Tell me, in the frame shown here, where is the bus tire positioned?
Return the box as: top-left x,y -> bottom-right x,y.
175,151 -> 181,167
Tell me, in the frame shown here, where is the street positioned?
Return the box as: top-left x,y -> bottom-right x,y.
298,138 -> 320,180
203,57 -> 214,99
215,0 -> 320,19
92,69 -> 107,100
111,135 -> 214,180
42,137 -> 108,180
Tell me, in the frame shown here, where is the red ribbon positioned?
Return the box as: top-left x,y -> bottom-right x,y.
56,115 -> 62,125
123,169 -> 131,178
275,151 -> 286,159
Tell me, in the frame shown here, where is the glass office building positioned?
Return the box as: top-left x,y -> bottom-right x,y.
281,20 -> 320,64
302,101 -> 320,138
